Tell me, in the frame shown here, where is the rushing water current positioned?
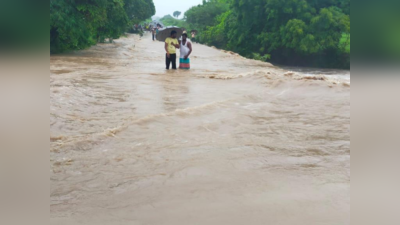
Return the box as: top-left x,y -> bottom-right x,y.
50,33 -> 350,225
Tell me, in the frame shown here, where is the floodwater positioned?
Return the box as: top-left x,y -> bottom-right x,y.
50,33 -> 350,225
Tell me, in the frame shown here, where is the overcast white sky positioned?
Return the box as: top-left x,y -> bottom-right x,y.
152,0 -> 203,19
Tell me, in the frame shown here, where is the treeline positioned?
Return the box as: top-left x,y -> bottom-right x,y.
50,0 -> 155,53
160,15 -> 189,28
185,0 -> 350,69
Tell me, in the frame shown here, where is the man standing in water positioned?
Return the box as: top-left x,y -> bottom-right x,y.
179,33 -> 192,69
152,28 -> 156,41
165,30 -> 179,70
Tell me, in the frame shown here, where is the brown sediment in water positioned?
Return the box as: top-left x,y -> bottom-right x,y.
50,33 -> 350,225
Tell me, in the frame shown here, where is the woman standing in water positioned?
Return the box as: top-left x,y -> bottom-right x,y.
179,33 -> 192,70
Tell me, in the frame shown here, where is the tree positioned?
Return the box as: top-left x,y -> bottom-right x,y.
184,0 -> 350,68
50,0 -> 156,53
160,14 -> 188,28
173,11 -> 181,18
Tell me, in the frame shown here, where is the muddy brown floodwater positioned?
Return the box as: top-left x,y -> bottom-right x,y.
50,33 -> 350,225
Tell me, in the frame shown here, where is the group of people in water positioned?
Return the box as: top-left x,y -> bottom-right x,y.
164,30 -> 192,70
149,28 -> 194,70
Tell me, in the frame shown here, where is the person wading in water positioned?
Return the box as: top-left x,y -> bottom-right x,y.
152,28 -> 156,41
179,33 -> 192,70
191,31 -> 196,43
156,27 -> 159,39
165,30 -> 179,70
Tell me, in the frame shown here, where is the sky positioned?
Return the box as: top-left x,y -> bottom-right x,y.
152,0 -> 203,19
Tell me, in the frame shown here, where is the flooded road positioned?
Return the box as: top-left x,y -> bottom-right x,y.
50,33 -> 350,225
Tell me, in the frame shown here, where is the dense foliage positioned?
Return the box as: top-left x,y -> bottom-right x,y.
173,11 -> 182,18
184,0 -> 350,68
50,0 -> 155,53
160,15 -> 190,29
352,0 -> 400,63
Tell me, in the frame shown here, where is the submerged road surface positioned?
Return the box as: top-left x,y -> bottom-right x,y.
50,33 -> 350,225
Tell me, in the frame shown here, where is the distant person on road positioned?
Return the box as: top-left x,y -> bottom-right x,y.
165,30 -> 180,70
191,32 -> 196,43
179,33 -> 192,70
152,28 -> 156,41
156,27 -> 159,39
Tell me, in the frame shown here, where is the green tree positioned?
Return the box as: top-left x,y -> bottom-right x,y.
184,0 -> 350,68
124,0 -> 156,24
160,14 -> 189,28
50,0 -> 156,53
173,11 -> 181,18
185,0 -> 228,28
